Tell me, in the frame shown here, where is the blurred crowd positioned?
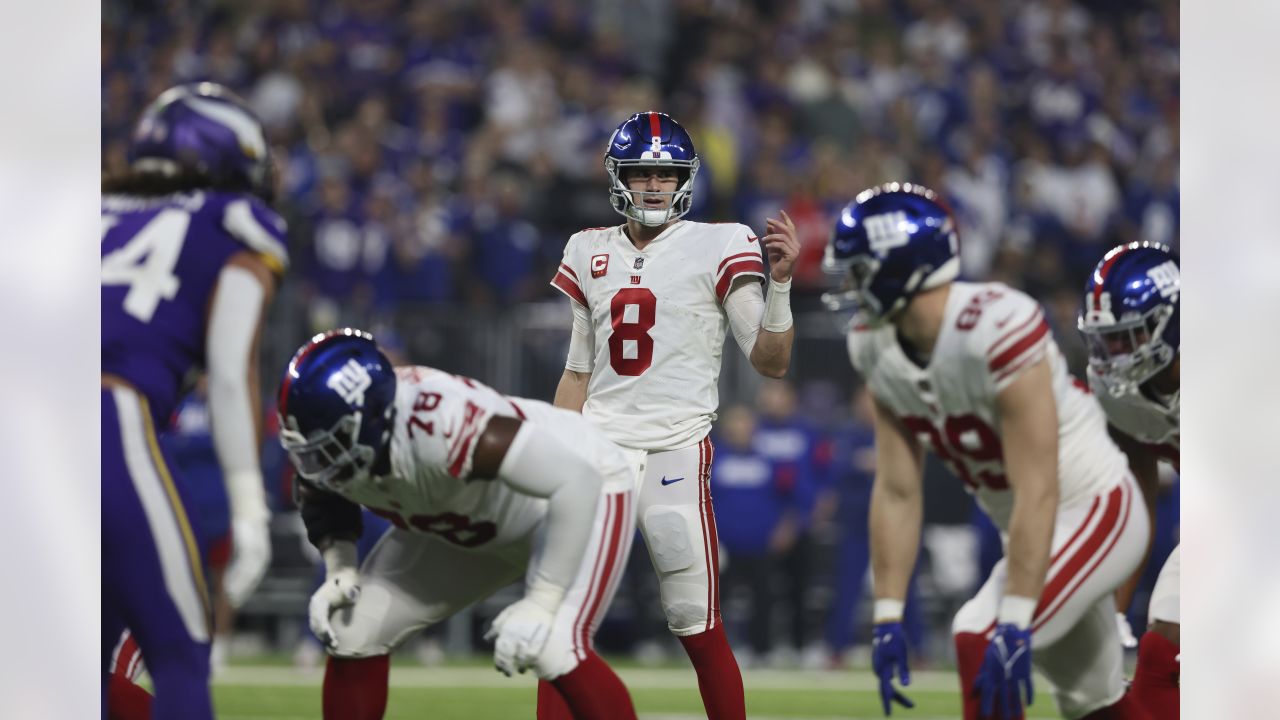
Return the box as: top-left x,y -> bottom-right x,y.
104,0 -> 1179,333
105,0 -> 1180,667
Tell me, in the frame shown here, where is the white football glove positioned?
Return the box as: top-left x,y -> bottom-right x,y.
1115,612 -> 1139,649
484,597 -> 556,677
223,516 -> 272,608
308,541 -> 361,650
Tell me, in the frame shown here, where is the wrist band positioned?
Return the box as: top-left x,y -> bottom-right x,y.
998,595 -> 1037,629
873,598 -> 905,623
763,278 -> 793,332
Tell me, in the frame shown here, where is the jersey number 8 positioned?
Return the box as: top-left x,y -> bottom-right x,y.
608,288 -> 656,376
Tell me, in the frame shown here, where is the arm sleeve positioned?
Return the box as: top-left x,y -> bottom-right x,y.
565,301 -> 595,372
497,421 -> 603,606
296,480 -> 364,549
723,279 -> 765,359
205,264 -> 270,524
549,239 -> 589,308
223,197 -> 290,276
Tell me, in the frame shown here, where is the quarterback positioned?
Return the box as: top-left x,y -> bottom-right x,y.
827,184 -> 1152,719
550,111 -> 799,720
279,330 -> 638,720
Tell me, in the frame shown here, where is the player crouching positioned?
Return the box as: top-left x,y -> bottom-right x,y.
278,329 -> 638,719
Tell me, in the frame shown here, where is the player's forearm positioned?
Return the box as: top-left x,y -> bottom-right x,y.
869,479 -> 922,604
206,264 -> 269,522
750,326 -> 794,378
1003,474 -> 1058,601
552,369 -> 590,412
497,421 -> 601,609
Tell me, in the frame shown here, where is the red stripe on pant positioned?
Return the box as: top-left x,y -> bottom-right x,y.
702,437 -> 721,625
578,493 -> 626,656
571,494 -> 615,661
1034,483 -> 1131,632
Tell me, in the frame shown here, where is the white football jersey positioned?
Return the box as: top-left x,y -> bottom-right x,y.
1088,367 -> 1180,465
848,281 -> 1129,529
331,367 -> 632,549
551,221 -> 765,451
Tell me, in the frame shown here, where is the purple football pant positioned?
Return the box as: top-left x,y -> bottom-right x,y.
102,387 -> 213,720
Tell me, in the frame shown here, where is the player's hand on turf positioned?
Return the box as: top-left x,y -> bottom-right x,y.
973,623 -> 1033,719
224,516 -> 272,607
763,209 -> 799,283
307,566 -> 360,649
871,622 -> 915,716
485,597 -> 555,677
1115,612 -> 1138,649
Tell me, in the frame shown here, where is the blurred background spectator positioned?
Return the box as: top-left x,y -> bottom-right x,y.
104,0 -> 1179,669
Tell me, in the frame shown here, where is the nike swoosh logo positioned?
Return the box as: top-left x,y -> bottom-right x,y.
994,313 -> 1016,329
660,476 -> 685,486
747,236 -> 758,243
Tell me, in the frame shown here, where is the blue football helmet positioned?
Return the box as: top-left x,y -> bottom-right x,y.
1078,242 -> 1180,396
822,183 -> 961,323
277,329 -> 397,491
604,111 -> 700,227
129,82 -> 274,200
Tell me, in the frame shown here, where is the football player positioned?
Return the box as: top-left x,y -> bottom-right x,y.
549,111 -> 800,720
102,82 -> 286,719
1079,243 -> 1180,718
279,330 -> 638,720
825,184 -> 1152,719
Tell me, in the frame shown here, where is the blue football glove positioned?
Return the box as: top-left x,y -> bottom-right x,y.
871,622 -> 915,716
973,623 -> 1034,719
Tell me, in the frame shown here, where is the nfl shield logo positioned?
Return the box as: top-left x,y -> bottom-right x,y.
633,257 -> 644,270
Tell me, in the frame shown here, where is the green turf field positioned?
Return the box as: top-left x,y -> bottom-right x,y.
210,663 -> 1061,719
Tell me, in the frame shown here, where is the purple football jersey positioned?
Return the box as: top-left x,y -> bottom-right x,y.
102,190 -> 288,423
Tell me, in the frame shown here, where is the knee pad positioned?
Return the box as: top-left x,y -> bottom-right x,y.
643,507 -> 699,575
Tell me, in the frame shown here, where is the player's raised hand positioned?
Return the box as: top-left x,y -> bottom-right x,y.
973,623 -> 1034,719
485,597 -> 555,677
763,209 -> 799,282
871,621 -> 915,716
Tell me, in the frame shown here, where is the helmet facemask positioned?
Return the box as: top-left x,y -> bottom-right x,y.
280,412 -> 376,492
1079,303 -> 1176,397
820,247 -> 935,327
606,157 -> 699,227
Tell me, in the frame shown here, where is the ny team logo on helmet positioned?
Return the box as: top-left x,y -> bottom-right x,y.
277,329 -> 397,491
129,82 -> 274,200
1078,242 -> 1180,397
604,111 -> 700,227
821,183 -> 961,323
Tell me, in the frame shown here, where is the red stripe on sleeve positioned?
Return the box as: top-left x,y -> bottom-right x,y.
988,320 -> 1050,373
446,401 -> 484,478
716,251 -> 762,276
559,263 -> 579,281
714,260 -> 766,302
551,271 -> 589,307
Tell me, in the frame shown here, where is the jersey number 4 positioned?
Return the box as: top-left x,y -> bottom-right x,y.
101,209 -> 191,323
608,288 -> 656,376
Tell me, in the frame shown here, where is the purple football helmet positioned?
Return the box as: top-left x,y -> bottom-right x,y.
822,183 -> 961,323
604,111 -> 700,227
277,329 -> 397,491
128,82 -> 273,200
1079,242 -> 1180,396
